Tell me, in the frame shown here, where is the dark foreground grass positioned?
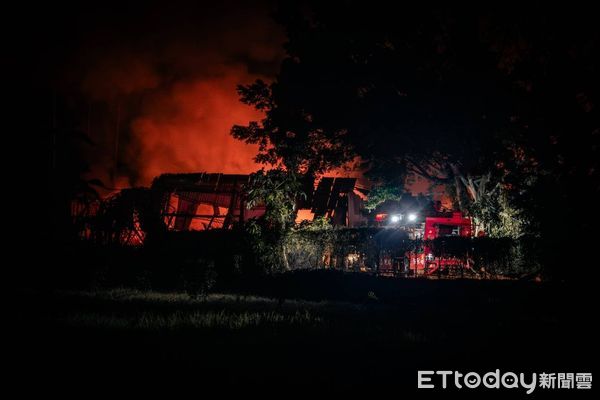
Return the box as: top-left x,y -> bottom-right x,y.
11,273 -> 597,395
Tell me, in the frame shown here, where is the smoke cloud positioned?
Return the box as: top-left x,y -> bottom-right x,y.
64,1 -> 284,188
130,68 -> 265,184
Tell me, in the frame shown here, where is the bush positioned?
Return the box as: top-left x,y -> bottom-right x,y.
181,257 -> 217,299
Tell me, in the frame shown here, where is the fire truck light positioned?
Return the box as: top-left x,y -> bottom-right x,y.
390,215 -> 401,223
408,213 -> 417,222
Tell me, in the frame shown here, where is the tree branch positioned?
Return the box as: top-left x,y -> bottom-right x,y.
406,158 -> 451,184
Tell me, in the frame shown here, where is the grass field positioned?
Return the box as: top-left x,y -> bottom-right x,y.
11,272 -> 596,394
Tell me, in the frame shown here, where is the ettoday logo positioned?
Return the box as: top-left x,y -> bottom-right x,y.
418,370 -> 537,394
417,370 -> 593,394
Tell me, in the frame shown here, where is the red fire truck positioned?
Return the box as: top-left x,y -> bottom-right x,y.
408,211 -> 473,275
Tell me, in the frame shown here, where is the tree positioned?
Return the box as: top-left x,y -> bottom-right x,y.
232,80 -> 355,178
233,2 -> 598,252
243,169 -> 305,272
233,2 -> 514,209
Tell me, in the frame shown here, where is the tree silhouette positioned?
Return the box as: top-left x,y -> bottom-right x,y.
233,1 -> 598,247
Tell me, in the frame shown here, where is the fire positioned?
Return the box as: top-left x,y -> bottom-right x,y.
70,2 -> 285,190
130,70 -> 264,185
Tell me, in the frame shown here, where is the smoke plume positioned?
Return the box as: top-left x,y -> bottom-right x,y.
64,1 -> 284,188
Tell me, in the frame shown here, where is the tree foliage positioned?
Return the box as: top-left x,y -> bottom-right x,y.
243,169 -> 305,272
233,2 -> 599,253
232,80 -> 355,176
364,186 -> 404,211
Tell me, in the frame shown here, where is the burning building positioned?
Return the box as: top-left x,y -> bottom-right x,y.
152,173 -> 263,231
152,172 -> 368,231
72,171 -> 499,279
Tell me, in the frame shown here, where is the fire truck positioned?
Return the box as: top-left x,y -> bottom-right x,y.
408,211 -> 473,275
377,211 -> 474,277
